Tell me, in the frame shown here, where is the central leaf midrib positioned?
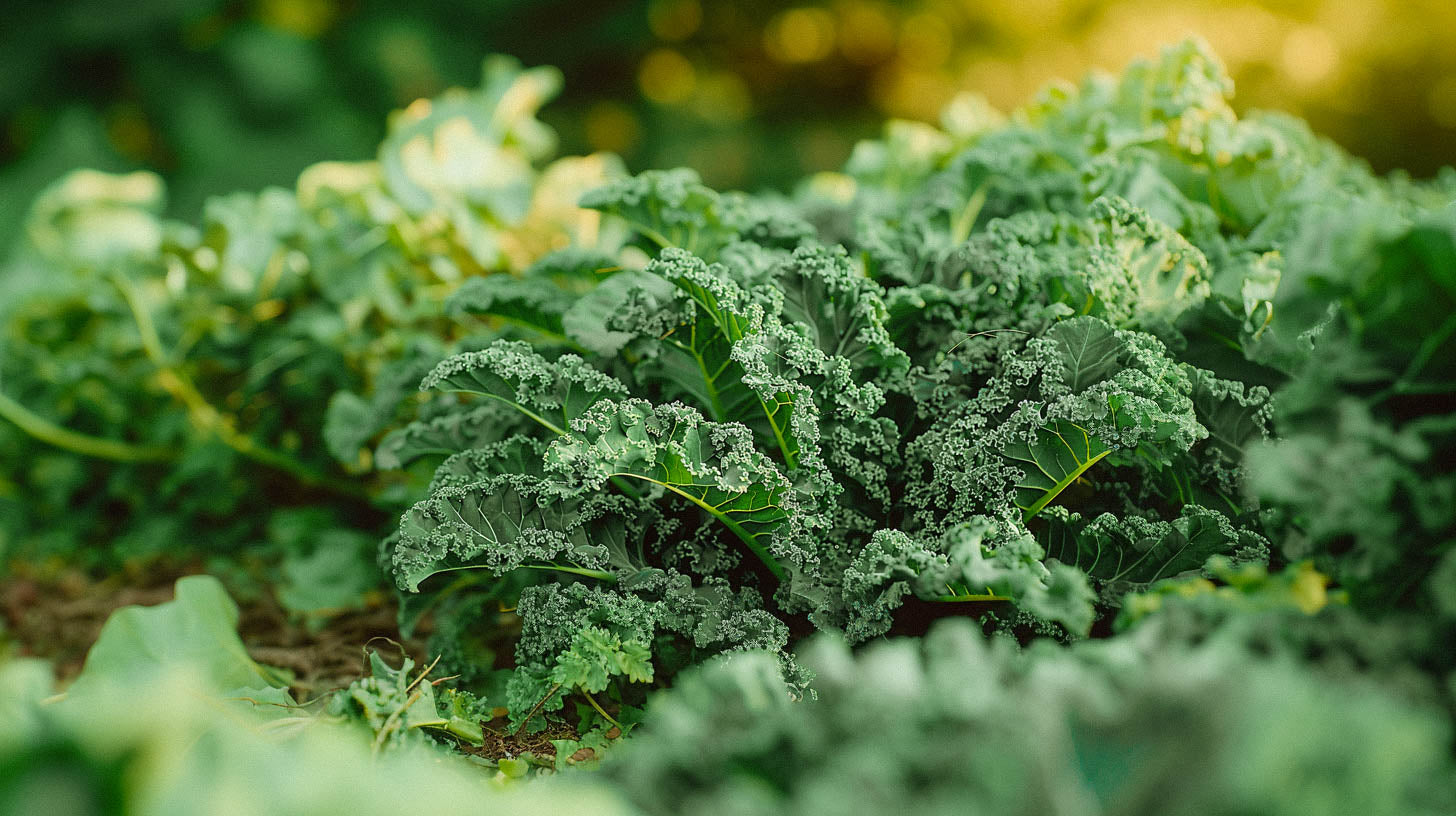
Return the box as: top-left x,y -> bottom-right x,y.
614,471 -> 786,580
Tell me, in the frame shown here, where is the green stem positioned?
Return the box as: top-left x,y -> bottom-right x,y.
627,218 -> 678,252
618,473 -> 786,580
461,392 -> 565,436
1021,447 -> 1110,521
110,272 -> 366,500
950,181 -> 989,245
1395,312 -> 1456,392
423,564 -> 618,583
0,390 -> 177,463
759,400 -> 798,471
692,350 -> 727,421
580,690 -> 622,730
520,564 -> 619,582
514,682 -> 564,737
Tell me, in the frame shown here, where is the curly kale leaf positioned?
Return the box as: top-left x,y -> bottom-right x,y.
420,339 -> 628,435
838,529 -> 946,642
447,274 -> 579,346
626,249 -> 838,517
771,244 -> 911,387
561,268 -> 677,356
378,340 -> 626,474
446,247 -> 621,349
580,168 -> 744,258
393,472 -> 642,591
1037,504 -> 1270,600
627,248 -> 767,423
1003,419 -> 1115,520
1188,366 -> 1274,464
506,573 -> 791,732
391,396 -> 803,594
931,518 -> 1097,633
580,168 -> 815,261
909,316 -> 1205,531
957,196 -> 1211,335
1125,366 -> 1275,514
646,246 -> 912,537
374,398 -> 524,470
424,435 -> 551,492
840,518 -> 1096,641
551,626 -> 656,691
545,399 -> 796,578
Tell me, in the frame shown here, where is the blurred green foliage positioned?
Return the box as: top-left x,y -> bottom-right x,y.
0,54 -> 617,575
4,0 -> 1454,256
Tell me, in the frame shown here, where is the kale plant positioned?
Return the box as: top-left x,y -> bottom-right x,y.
0,57 -> 618,572
374,39 -> 1456,729
602,608 -> 1456,816
1,33 -> 1453,812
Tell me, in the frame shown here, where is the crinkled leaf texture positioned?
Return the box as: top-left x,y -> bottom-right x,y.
372,38 -> 1456,733
603,616 -> 1456,816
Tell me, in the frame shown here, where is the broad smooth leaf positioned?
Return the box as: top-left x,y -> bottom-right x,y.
66,575 -> 288,700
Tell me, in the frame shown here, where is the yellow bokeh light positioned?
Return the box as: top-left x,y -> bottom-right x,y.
898,12 -> 953,70
648,0 -> 703,42
257,0 -> 337,38
639,48 -> 697,105
764,8 -> 838,64
805,171 -> 858,204
870,64 -> 957,121
838,1 -> 896,65
693,72 -> 754,123
1281,25 -> 1340,87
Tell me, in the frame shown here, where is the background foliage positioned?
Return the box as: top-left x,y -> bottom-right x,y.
3,0 -> 1454,253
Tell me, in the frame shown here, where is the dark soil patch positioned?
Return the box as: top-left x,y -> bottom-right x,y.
1,565 -> 184,682
236,590 -> 427,699
464,717 -> 583,762
0,564 -> 425,700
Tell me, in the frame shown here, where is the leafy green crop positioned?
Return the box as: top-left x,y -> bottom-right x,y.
3,36 -> 1454,811
604,612 -> 1456,816
377,38 -> 1454,732
0,57 -> 619,578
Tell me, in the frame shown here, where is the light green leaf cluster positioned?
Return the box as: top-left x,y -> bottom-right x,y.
0,54 -> 615,570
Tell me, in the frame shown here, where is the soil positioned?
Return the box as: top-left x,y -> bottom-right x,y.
1,567 -> 177,682
465,718 -> 583,762
0,563 -> 426,699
